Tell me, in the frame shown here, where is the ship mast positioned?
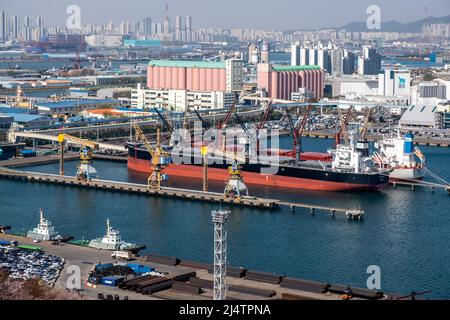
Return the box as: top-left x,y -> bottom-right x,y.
39,208 -> 44,225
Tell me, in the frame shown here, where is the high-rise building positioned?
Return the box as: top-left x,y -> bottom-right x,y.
358,46 -> 381,75
0,11 -> 7,41
185,16 -> 192,41
11,14 -> 19,40
226,59 -> 243,92
151,22 -> 157,35
163,16 -> 170,34
291,42 -> 300,66
144,17 -> 152,36
36,16 -> 44,39
23,16 -> 31,27
329,48 -> 343,75
299,47 -> 309,65
317,48 -> 330,73
342,50 -> 355,75
185,16 -> 192,31
175,16 -> 182,41
119,20 -> 131,35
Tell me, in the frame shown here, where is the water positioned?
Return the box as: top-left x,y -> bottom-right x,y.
0,59 -> 145,71
1,136 -> 449,298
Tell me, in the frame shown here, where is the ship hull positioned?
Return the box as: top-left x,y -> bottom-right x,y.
127,144 -> 389,192
389,167 -> 424,182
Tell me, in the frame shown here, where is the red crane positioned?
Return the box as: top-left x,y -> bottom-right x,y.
216,103 -> 237,130
361,108 -> 372,141
256,100 -> 272,130
335,105 -> 353,147
255,100 -> 272,154
286,105 -> 312,162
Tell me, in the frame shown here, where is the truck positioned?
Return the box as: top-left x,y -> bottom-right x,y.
111,250 -> 132,261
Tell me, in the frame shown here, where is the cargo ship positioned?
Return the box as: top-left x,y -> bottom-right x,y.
127,132 -> 390,192
373,132 -> 425,181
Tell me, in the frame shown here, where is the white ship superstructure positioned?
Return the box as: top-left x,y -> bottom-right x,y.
374,132 -> 425,181
27,209 -> 59,241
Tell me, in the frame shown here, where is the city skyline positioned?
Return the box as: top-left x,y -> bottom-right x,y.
1,0 -> 449,30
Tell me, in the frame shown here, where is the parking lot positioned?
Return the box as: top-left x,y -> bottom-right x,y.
0,245 -> 65,286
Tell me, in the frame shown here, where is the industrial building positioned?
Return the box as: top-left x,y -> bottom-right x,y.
131,84 -> 234,111
146,59 -> 243,93
411,80 -> 450,107
35,99 -> 120,117
257,63 -> 324,100
85,35 -> 123,48
399,105 -> 442,129
378,68 -> 411,102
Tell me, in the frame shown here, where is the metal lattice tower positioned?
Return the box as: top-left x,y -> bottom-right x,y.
211,210 -> 231,300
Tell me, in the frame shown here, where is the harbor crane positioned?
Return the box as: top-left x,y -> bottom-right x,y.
256,100 -> 272,131
335,106 -> 353,147
223,158 -> 248,200
133,124 -> 170,190
360,108 -> 373,142
216,103 -> 237,130
57,134 -> 99,181
286,105 -> 312,163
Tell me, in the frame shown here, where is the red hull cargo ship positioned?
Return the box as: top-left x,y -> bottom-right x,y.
126,143 -> 389,192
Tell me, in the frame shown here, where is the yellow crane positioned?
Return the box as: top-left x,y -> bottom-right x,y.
133,124 -> 170,190
57,134 -> 100,181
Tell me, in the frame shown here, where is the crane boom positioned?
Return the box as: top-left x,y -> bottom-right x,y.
256,100 -> 272,130
57,134 -> 99,150
335,106 -> 353,147
152,107 -> 174,133
133,123 -> 169,189
193,108 -> 205,127
133,124 -> 158,158
217,103 -> 236,129
361,108 -> 372,141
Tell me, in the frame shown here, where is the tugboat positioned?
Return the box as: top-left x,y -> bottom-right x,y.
27,209 -> 60,241
88,219 -> 145,254
374,132 -> 425,181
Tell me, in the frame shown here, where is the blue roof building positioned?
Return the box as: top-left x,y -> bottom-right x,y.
36,99 -> 121,116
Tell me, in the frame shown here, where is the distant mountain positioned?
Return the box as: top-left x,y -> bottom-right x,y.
338,15 -> 450,33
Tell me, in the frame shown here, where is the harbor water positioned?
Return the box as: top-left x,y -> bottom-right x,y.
0,137 -> 449,298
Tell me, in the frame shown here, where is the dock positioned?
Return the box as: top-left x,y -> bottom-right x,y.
0,152 -> 79,168
0,167 -> 364,218
391,179 -> 450,193
0,233 -> 393,300
279,201 -> 364,220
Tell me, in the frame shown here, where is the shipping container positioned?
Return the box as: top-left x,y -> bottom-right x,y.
101,276 -> 125,287
126,263 -> 154,275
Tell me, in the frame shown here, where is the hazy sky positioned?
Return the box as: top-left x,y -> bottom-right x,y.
1,0 -> 449,30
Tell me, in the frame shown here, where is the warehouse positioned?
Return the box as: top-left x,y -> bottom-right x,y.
399,105 -> 441,129
35,99 -> 121,117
